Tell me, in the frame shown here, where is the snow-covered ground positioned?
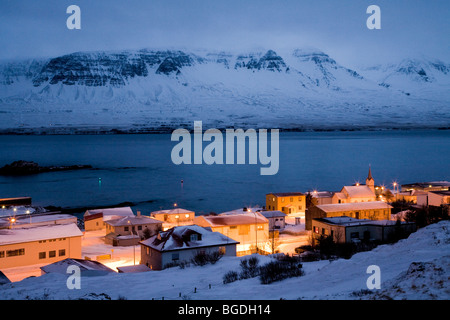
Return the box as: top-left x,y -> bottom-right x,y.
0,220 -> 448,300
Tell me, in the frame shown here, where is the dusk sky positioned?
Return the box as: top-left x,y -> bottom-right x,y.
0,0 -> 449,66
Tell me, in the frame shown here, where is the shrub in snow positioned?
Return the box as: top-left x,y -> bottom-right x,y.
223,270 -> 239,284
239,256 -> 260,279
191,251 -> 223,266
259,256 -> 304,284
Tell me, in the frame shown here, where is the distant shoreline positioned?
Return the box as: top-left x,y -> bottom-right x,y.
0,125 -> 448,135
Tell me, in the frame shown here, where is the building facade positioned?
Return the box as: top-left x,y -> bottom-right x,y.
0,223 -> 82,269
311,216 -> 417,245
105,214 -> 163,246
266,192 -> 306,215
306,201 -> 392,230
194,212 -> 269,254
140,225 -> 238,270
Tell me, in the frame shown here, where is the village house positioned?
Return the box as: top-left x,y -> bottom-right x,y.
394,189 -> 425,204
305,201 -> 392,230
84,207 -> 135,231
265,192 -> 306,216
0,223 -> 82,269
310,191 -> 334,205
104,212 -> 163,246
139,225 -> 238,270
311,216 -> 417,245
417,190 -> 450,207
194,210 -> 269,255
260,210 -> 287,231
40,258 -> 115,277
150,208 -> 195,229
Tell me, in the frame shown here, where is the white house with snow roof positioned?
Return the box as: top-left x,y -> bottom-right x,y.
104,212 -> 163,246
139,225 -> 238,270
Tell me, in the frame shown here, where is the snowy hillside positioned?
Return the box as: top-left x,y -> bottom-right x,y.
0,221 -> 448,300
0,48 -> 449,133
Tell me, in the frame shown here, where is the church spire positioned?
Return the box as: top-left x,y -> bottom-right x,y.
366,165 -> 375,192
367,165 -> 373,181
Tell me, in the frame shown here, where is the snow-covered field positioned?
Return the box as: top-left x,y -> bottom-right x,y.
1,220 -> 448,300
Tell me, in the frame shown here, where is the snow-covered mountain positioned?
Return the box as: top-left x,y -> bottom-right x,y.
0,48 -> 449,133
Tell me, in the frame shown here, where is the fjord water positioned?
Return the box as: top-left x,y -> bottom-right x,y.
0,130 -> 448,217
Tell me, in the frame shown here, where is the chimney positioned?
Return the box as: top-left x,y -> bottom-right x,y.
137,211 -> 141,217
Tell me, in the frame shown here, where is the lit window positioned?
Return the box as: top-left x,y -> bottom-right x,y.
185,214 -> 190,218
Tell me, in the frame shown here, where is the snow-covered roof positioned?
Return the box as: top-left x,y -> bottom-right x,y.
0,223 -> 83,246
117,264 -> 151,273
342,185 -> 375,198
315,201 -> 392,213
0,213 -> 77,228
40,258 -> 115,274
260,211 -> 286,218
151,208 -> 194,215
267,192 -> 304,197
140,225 -> 238,252
105,215 -> 162,227
0,205 -> 35,218
311,191 -> 334,198
314,216 -> 405,227
85,207 -> 134,221
219,207 -> 263,215
198,212 -> 268,227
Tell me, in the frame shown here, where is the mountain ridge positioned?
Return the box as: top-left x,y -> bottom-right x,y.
0,47 -> 449,133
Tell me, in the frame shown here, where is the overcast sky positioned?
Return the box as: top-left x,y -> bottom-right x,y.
0,0 -> 448,67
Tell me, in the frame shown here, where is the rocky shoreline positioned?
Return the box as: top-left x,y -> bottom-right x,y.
0,160 -> 93,175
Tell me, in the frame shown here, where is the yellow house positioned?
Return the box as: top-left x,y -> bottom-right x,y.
306,201 -> 392,230
266,192 -> 306,216
0,223 -> 83,269
194,211 -> 269,255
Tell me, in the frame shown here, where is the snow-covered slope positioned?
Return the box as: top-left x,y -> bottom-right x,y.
0,48 -> 449,133
0,221 -> 448,300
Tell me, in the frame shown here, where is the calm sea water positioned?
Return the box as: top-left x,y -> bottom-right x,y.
0,130 -> 449,217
